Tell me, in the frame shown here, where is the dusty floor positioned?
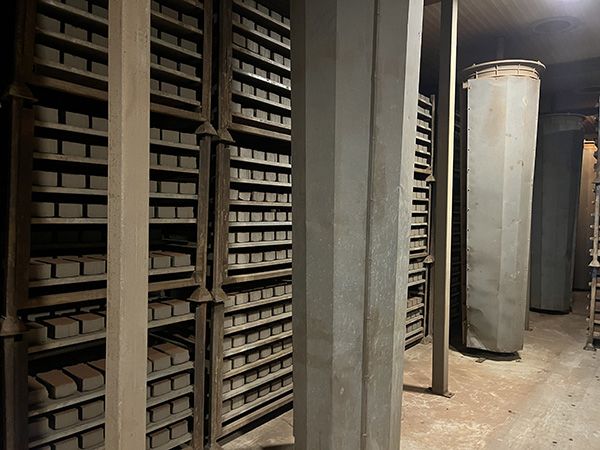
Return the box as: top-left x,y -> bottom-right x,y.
223,293 -> 600,449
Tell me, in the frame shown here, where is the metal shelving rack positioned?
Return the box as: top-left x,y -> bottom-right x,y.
406,94 -> 435,348
208,0 -> 292,443
2,0 -> 213,448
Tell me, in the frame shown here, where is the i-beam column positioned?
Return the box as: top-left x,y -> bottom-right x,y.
431,0 -> 458,397
291,0 -> 424,448
106,0 -> 151,448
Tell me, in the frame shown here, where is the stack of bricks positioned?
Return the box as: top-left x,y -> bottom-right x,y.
27,340 -> 193,449
210,0 -> 293,441
21,0 -> 210,448
405,94 -> 435,348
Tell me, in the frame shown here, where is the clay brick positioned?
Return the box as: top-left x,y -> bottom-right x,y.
28,376 -> 49,405
43,317 -> 79,339
170,396 -> 190,414
28,415 -> 50,439
159,153 -> 178,166
87,204 -> 107,218
88,359 -> 106,373
171,373 -> 191,390
148,428 -> 170,448
25,322 -> 48,346
158,181 -> 178,193
161,299 -> 190,316
90,145 -> 108,159
79,399 -> 104,420
156,206 -> 176,218
79,427 -> 104,449
157,251 -> 191,267
64,363 -> 103,391
169,420 -> 188,439
71,313 -> 104,334
32,170 -> 58,187
148,347 -> 171,371
49,407 -> 78,429
51,436 -> 79,450
35,137 -> 58,154
150,252 -> 171,269
58,203 -> 82,218
149,403 -> 170,422
176,206 -> 194,218
150,378 -> 171,397
148,302 -> 171,321
179,156 -> 197,168
154,342 -> 190,365
61,173 -> 86,188
30,260 -> 52,280
62,141 -> 86,157
62,256 -> 105,275
179,182 -> 196,194
89,176 -> 108,190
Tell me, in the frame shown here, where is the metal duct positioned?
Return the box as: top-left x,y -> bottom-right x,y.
573,141 -> 597,290
530,115 -> 585,312
463,60 -> 544,353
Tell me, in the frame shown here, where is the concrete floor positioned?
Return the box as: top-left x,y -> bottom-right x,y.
223,293 -> 600,449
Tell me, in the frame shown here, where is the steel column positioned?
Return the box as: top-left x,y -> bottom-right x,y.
105,0 -> 151,448
292,0 -> 424,448
431,0 -> 457,397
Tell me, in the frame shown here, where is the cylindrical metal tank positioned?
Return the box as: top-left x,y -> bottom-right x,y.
530,115 -> 584,312
573,141 -> 597,290
463,60 -> 544,353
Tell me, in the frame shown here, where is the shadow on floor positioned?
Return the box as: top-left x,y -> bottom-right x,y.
403,384 -> 439,396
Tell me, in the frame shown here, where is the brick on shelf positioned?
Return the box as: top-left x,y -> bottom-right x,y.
149,378 -> 171,397
87,204 -> 107,218
70,313 -> 104,334
42,317 -> 79,339
28,376 -> 49,405
52,436 -> 79,450
30,260 -> 52,280
49,407 -> 78,430
148,428 -> 170,448
58,203 -> 83,218
62,256 -> 105,275
172,372 -> 191,390
169,420 -> 188,439
79,427 -> 104,449
28,416 -> 50,439
64,363 -> 104,392
150,252 -> 171,269
148,347 -> 171,372
148,302 -> 172,321
62,141 -> 86,157
170,396 -> 189,414
154,342 -> 190,365
148,403 -> 170,423
61,173 -> 86,189
32,170 -> 58,187
161,299 -> 190,316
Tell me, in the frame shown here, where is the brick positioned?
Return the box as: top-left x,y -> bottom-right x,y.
63,256 -> 105,275
179,182 -> 196,194
170,396 -> 190,414
148,347 -> 171,371
92,117 -> 108,132
148,428 -> 170,448
62,141 -> 86,157
79,427 -> 104,449
71,313 -> 104,334
51,436 -> 79,450
148,302 -> 171,321
64,363 -> 103,391
157,251 -> 191,267
90,145 -> 108,159
28,376 -> 49,405
150,378 -> 171,397
35,137 -> 58,154
179,156 -> 197,168
158,181 -> 178,193
58,203 -> 82,218
49,407 -> 78,429
28,415 -> 50,439
170,420 -> 188,439
61,173 -> 86,188
89,176 -> 108,190
150,252 -> 171,268
180,133 -> 196,145
88,359 -> 106,373
25,322 -> 48,346
32,170 -> 57,187
154,342 -> 190,365
87,204 -> 107,218
149,403 -> 170,422
157,206 -> 176,218
172,372 -> 191,390
30,260 -> 52,280
159,153 -> 178,166
79,399 -> 104,422
161,299 -> 190,316
43,317 -> 79,339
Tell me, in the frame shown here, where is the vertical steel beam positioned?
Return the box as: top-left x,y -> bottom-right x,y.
292,0 -> 424,448
431,0 -> 457,397
105,0 -> 150,448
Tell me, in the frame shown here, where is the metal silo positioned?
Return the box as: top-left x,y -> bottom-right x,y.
530,114 -> 584,312
463,60 -> 544,353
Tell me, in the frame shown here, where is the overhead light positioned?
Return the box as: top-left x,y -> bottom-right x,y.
532,16 -> 581,34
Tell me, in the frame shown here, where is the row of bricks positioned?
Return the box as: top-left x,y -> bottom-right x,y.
223,336 -> 291,373
232,79 -> 291,107
29,402 -> 104,442
232,102 -> 292,127
151,181 -> 198,194
225,284 -> 291,308
228,145 -> 290,163
407,321 -> 423,333
413,204 -> 427,212
25,299 -> 190,343
223,302 -> 290,328
147,419 -> 190,449
34,106 -> 197,145
34,137 -> 107,158
413,191 -> 428,200
411,226 -> 428,236
417,131 -> 430,142
224,319 -> 293,351
407,309 -> 423,321
232,29 -> 290,67
409,262 -> 425,271
30,251 -> 191,280
150,153 -> 198,169
407,296 -> 424,309
31,426 -> 103,450
238,0 -> 290,26
224,355 -> 292,393
229,211 -> 291,222
232,57 -> 290,85
415,156 -> 430,166
32,203 -> 196,220
229,189 -> 290,203
412,216 -> 427,225
230,168 -> 291,183
227,249 -> 292,265
408,273 -> 425,283
223,374 -> 293,414
410,239 -> 427,249
228,230 -> 292,244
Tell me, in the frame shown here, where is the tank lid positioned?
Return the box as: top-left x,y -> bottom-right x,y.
463,59 -> 546,81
